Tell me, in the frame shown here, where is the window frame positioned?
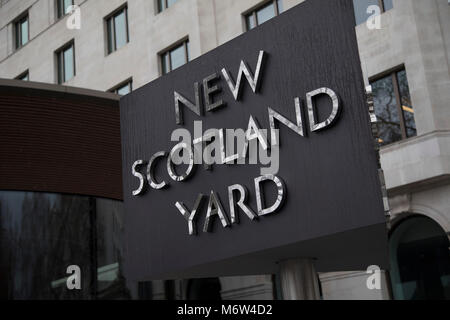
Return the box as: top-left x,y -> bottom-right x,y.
14,12 -> 29,50
109,78 -> 133,95
105,4 -> 130,55
15,70 -> 29,81
159,38 -> 190,75
157,0 -> 178,13
244,0 -> 282,31
378,0 -> 391,13
370,67 -> 415,144
56,0 -> 74,20
55,40 -> 76,84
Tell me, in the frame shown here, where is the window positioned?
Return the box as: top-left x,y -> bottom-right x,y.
157,0 -> 178,13
106,5 -> 129,54
0,191 -> 133,300
245,0 -> 283,31
353,0 -> 393,26
110,79 -> 132,96
160,39 -> 189,75
16,70 -> 29,81
389,216 -> 450,300
56,41 -> 75,84
370,68 -> 416,146
56,0 -> 74,19
14,13 -> 29,49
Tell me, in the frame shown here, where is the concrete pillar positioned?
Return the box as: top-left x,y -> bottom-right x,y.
279,258 -> 320,300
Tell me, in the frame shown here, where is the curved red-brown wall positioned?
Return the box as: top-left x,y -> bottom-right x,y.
0,79 -> 123,200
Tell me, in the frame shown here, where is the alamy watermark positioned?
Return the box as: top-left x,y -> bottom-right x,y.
366,265 -> 382,290
66,5 -> 81,30
366,5 -> 382,30
170,120 -> 280,175
66,265 -> 81,290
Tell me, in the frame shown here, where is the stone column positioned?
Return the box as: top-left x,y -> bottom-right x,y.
279,258 -> 320,300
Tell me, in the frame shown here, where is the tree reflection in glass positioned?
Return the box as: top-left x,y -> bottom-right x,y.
0,191 -> 136,300
371,75 -> 402,146
0,192 -> 93,299
397,70 -> 417,138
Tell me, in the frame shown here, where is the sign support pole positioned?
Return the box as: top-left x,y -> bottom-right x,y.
279,258 -> 320,300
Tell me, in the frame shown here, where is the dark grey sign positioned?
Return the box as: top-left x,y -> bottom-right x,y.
120,0 -> 388,281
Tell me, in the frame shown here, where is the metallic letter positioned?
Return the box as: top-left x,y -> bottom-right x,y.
203,72 -> 225,112
147,151 -> 169,190
254,175 -> 285,216
221,50 -> 266,101
174,82 -> 202,125
241,116 -> 268,160
175,194 -> 205,235
132,160 -> 146,196
228,184 -> 257,224
306,87 -> 340,132
268,97 -> 304,145
203,191 -> 230,232
167,143 -> 195,182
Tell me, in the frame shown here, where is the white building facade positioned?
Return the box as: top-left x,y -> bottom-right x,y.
0,0 -> 449,300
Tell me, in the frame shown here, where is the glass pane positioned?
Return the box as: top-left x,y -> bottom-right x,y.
64,0 -> 73,14
158,0 -> 165,12
20,73 -> 29,81
389,217 -> 450,300
277,0 -> 284,14
371,74 -> 402,146
352,0 -> 380,26
256,2 -> 276,26
63,45 -> 74,82
161,53 -> 169,74
383,0 -> 393,11
167,0 -> 178,8
397,70 -> 416,138
96,199 -> 131,299
246,14 -> 256,30
170,43 -> 187,71
114,10 -> 128,50
58,0 -> 72,17
117,83 -> 131,96
21,19 -> 28,46
0,191 -> 94,299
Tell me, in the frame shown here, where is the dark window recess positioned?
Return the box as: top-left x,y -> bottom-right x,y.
56,0 -> 74,19
56,42 -> 75,84
14,14 -> 29,49
106,6 -> 129,54
370,68 -> 416,146
160,39 -> 189,75
16,70 -> 29,81
389,216 -> 450,300
157,0 -> 178,13
245,0 -> 283,31
110,80 -> 132,96
353,0 -> 393,26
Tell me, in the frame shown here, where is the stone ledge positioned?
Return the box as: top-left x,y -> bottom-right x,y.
380,130 -> 450,193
